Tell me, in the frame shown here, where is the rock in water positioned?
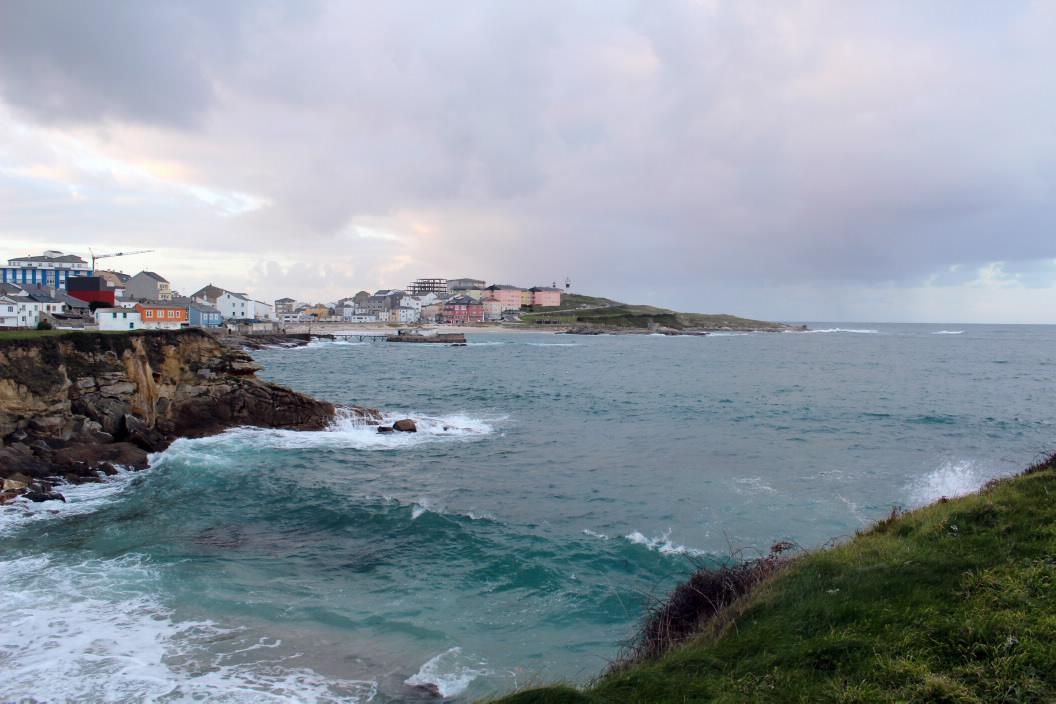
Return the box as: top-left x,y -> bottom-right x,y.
378,426 -> 395,433
393,419 -> 417,432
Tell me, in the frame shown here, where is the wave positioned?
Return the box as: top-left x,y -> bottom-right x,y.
708,332 -> 752,337
525,342 -> 579,347
409,497 -> 495,523
404,647 -> 489,698
0,468 -> 140,536
160,411 -> 504,456
906,460 -> 989,507
466,341 -> 506,346
623,530 -> 709,557
582,528 -> 609,540
931,330 -> 964,335
0,553 -> 377,703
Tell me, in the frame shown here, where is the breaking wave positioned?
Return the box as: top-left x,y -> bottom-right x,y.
0,468 -> 140,537
791,328 -> 880,334
623,530 -> 709,557
906,460 -> 991,507
932,330 -> 964,335
0,553 -> 377,703
404,647 -> 489,699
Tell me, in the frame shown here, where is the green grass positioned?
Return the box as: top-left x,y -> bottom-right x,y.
491,457 -> 1056,703
522,302 -> 790,331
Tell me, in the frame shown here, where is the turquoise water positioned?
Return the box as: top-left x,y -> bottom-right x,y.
2,324 -> 1055,701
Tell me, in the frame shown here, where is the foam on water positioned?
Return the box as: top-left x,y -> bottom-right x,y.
0,468 -> 140,536
932,330 -> 964,335
792,328 -> 880,334
623,530 -> 709,557
907,460 -> 990,506
0,553 -> 377,703
160,410 -> 503,456
404,647 -> 489,698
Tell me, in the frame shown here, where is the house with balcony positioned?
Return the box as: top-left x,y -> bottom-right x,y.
441,295 -> 484,324
388,306 -> 420,324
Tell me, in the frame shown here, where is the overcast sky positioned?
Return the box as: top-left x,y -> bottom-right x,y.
0,1 -> 1054,322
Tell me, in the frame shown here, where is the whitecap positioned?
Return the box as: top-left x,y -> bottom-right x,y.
582,529 -> 609,540
931,330 -> 964,335
404,647 -> 489,699
466,341 -> 506,346
0,553 -> 377,703
906,460 -> 989,506
159,411 -> 505,457
0,468 -> 140,536
623,530 -> 709,557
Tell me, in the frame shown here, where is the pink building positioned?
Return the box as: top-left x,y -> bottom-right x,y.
441,295 -> 484,323
484,284 -> 524,311
529,287 -> 562,307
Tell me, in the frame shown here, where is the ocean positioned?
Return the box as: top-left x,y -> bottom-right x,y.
2,324 -> 1054,702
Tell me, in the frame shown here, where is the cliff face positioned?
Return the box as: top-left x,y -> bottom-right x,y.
0,330 -> 346,499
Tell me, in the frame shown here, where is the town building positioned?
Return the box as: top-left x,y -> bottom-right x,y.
529,286 -> 562,307
134,302 -> 188,329
215,291 -> 251,320
184,300 -> 223,327
191,284 -> 226,305
0,295 -> 22,327
520,289 -> 534,307
388,306 -> 420,324
481,296 -> 504,322
420,302 -> 443,324
484,284 -> 525,311
126,271 -> 173,301
441,295 -> 484,324
408,278 -> 449,296
449,278 -> 485,292
66,277 -> 117,308
274,297 -> 296,316
95,307 -> 142,331
1,250 -> 92,290
96,270 -> 131,298
252,300 -> 275,320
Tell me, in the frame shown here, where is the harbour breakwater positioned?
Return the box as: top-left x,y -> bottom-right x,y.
0,329 -> 378,503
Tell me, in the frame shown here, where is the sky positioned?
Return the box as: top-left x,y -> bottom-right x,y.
0,1 -> 1054,323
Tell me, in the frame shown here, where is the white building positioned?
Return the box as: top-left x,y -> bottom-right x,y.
0,294 -> 42,327
0,295 -> 21,327
95,307 -> 142,331
388,306 -> 419,324
217,291 -> 251,320
251,300 -> 274,320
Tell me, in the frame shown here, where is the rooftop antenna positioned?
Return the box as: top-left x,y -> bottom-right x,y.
89,248 -> 154,272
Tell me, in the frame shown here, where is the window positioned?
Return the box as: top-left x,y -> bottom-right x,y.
112,313 -> 117,319
129,322 -> 134,330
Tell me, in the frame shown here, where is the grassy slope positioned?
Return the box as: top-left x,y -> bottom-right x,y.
495,460 -> 1056,703
521,297 -> 790,331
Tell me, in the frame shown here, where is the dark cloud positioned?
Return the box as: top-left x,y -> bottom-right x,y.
0,0 -> 1054,319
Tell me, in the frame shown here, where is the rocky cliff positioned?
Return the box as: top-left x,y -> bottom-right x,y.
0,329 -> 361,502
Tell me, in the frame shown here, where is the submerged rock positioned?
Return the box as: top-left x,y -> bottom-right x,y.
393,419 -> 417,432
378,426 -> 394,433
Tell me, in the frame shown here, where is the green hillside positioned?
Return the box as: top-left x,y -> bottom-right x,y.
521,297 -> 793,331
492,455 -> 1056,703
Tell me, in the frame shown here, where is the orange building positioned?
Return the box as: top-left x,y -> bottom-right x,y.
135,302 -> 188,329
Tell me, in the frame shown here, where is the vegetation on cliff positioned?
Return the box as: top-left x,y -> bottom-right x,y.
495,455 -> 1056,703
521,296 -> 796,332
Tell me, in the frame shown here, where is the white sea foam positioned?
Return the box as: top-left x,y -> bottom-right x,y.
708,332 -> 752,337
623,530 -> 709,557
162,411 -> 504,456
907,460 -> 989,506
932,330 -> 964,335
0,468 -> 140,536
467,341 -> 506,346
404,647 -> 489,698
0,553 -> 377,703
582,529 -> 609,540
790,328 -> 880,334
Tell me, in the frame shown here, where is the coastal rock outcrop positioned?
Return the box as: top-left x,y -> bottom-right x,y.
393,419 -> 417,432
0,329 -> 349,500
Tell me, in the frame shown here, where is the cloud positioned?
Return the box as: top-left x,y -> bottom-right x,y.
0,1 -> 1054,321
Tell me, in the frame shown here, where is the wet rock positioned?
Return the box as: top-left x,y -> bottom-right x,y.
54,442 -> 150,471
2,476 -> 29,491
393,419 -> 417,432
377,426 -> 394,433
24,489 -> 66,503
407,682 -> 442,698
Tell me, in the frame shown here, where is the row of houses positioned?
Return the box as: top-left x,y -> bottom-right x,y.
273,281 -> 562,325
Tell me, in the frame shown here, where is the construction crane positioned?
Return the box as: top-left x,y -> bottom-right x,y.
89,248 -> 154,272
